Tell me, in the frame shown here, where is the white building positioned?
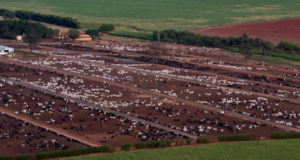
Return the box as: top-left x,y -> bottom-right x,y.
0,46 -> 14,55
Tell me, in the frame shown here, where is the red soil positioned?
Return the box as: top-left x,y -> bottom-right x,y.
191,18 -> 300,45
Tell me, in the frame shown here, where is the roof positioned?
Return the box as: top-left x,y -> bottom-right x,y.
0,46 -> 14,52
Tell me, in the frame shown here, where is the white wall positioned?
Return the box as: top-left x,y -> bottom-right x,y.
0,52 -> 8,55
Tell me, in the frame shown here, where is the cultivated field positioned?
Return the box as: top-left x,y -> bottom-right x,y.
192,18 -> 300,45
0,0 -> 300,30
61,139 -> 300,160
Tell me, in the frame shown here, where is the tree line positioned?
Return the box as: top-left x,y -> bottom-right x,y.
85,24 -> 115,38
153,30 -> 300,55
0,20 -> 57,39
0,9 -> 80,28
0,9 -> 15,19
0,19 -> 58,51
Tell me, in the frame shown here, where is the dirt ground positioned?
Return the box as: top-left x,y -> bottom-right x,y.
0,38 -> 300,156
0,113 -> 85,156
191,18 -> 300,45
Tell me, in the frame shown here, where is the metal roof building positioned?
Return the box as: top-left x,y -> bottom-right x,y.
0,46 -> 14,55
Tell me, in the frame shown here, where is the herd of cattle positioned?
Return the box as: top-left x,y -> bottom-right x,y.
0,42 -> 299,156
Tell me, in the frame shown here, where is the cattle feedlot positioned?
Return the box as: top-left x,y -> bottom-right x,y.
0,1 -> 300,159
0,39 -> 299,158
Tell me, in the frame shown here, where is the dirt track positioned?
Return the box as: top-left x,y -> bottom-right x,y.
191,18 -> 300,45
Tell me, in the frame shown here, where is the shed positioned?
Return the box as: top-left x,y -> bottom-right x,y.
16,35 -> 23,41
0,46 -> 14,55
76,33 -> 92,41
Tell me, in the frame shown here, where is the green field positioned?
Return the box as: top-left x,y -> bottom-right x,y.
62,139 -> 300,160
1,0 -> 300,31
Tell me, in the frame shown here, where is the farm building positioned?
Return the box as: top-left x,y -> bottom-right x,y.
0,46 -> 14,55
76,33 -> 92,41
16,35 -> 23,41
53,32 -> 92,41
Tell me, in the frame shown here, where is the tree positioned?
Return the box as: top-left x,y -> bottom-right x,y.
147,42 -> 169,63
240,43 -> 252,61
98,24 -> 115,33
23,23 -> 45,52
85,29 -> 99,39
0,9 -> 15,20
24,32 -> 42,52
0,19 -> 55,40
2,11 -> 15,20
0,22 -> 9,33
53,29 -> 60,35
67,29 -> 79,41
276,41 -> 300,54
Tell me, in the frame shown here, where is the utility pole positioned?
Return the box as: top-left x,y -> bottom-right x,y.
157,30 -> 160,42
